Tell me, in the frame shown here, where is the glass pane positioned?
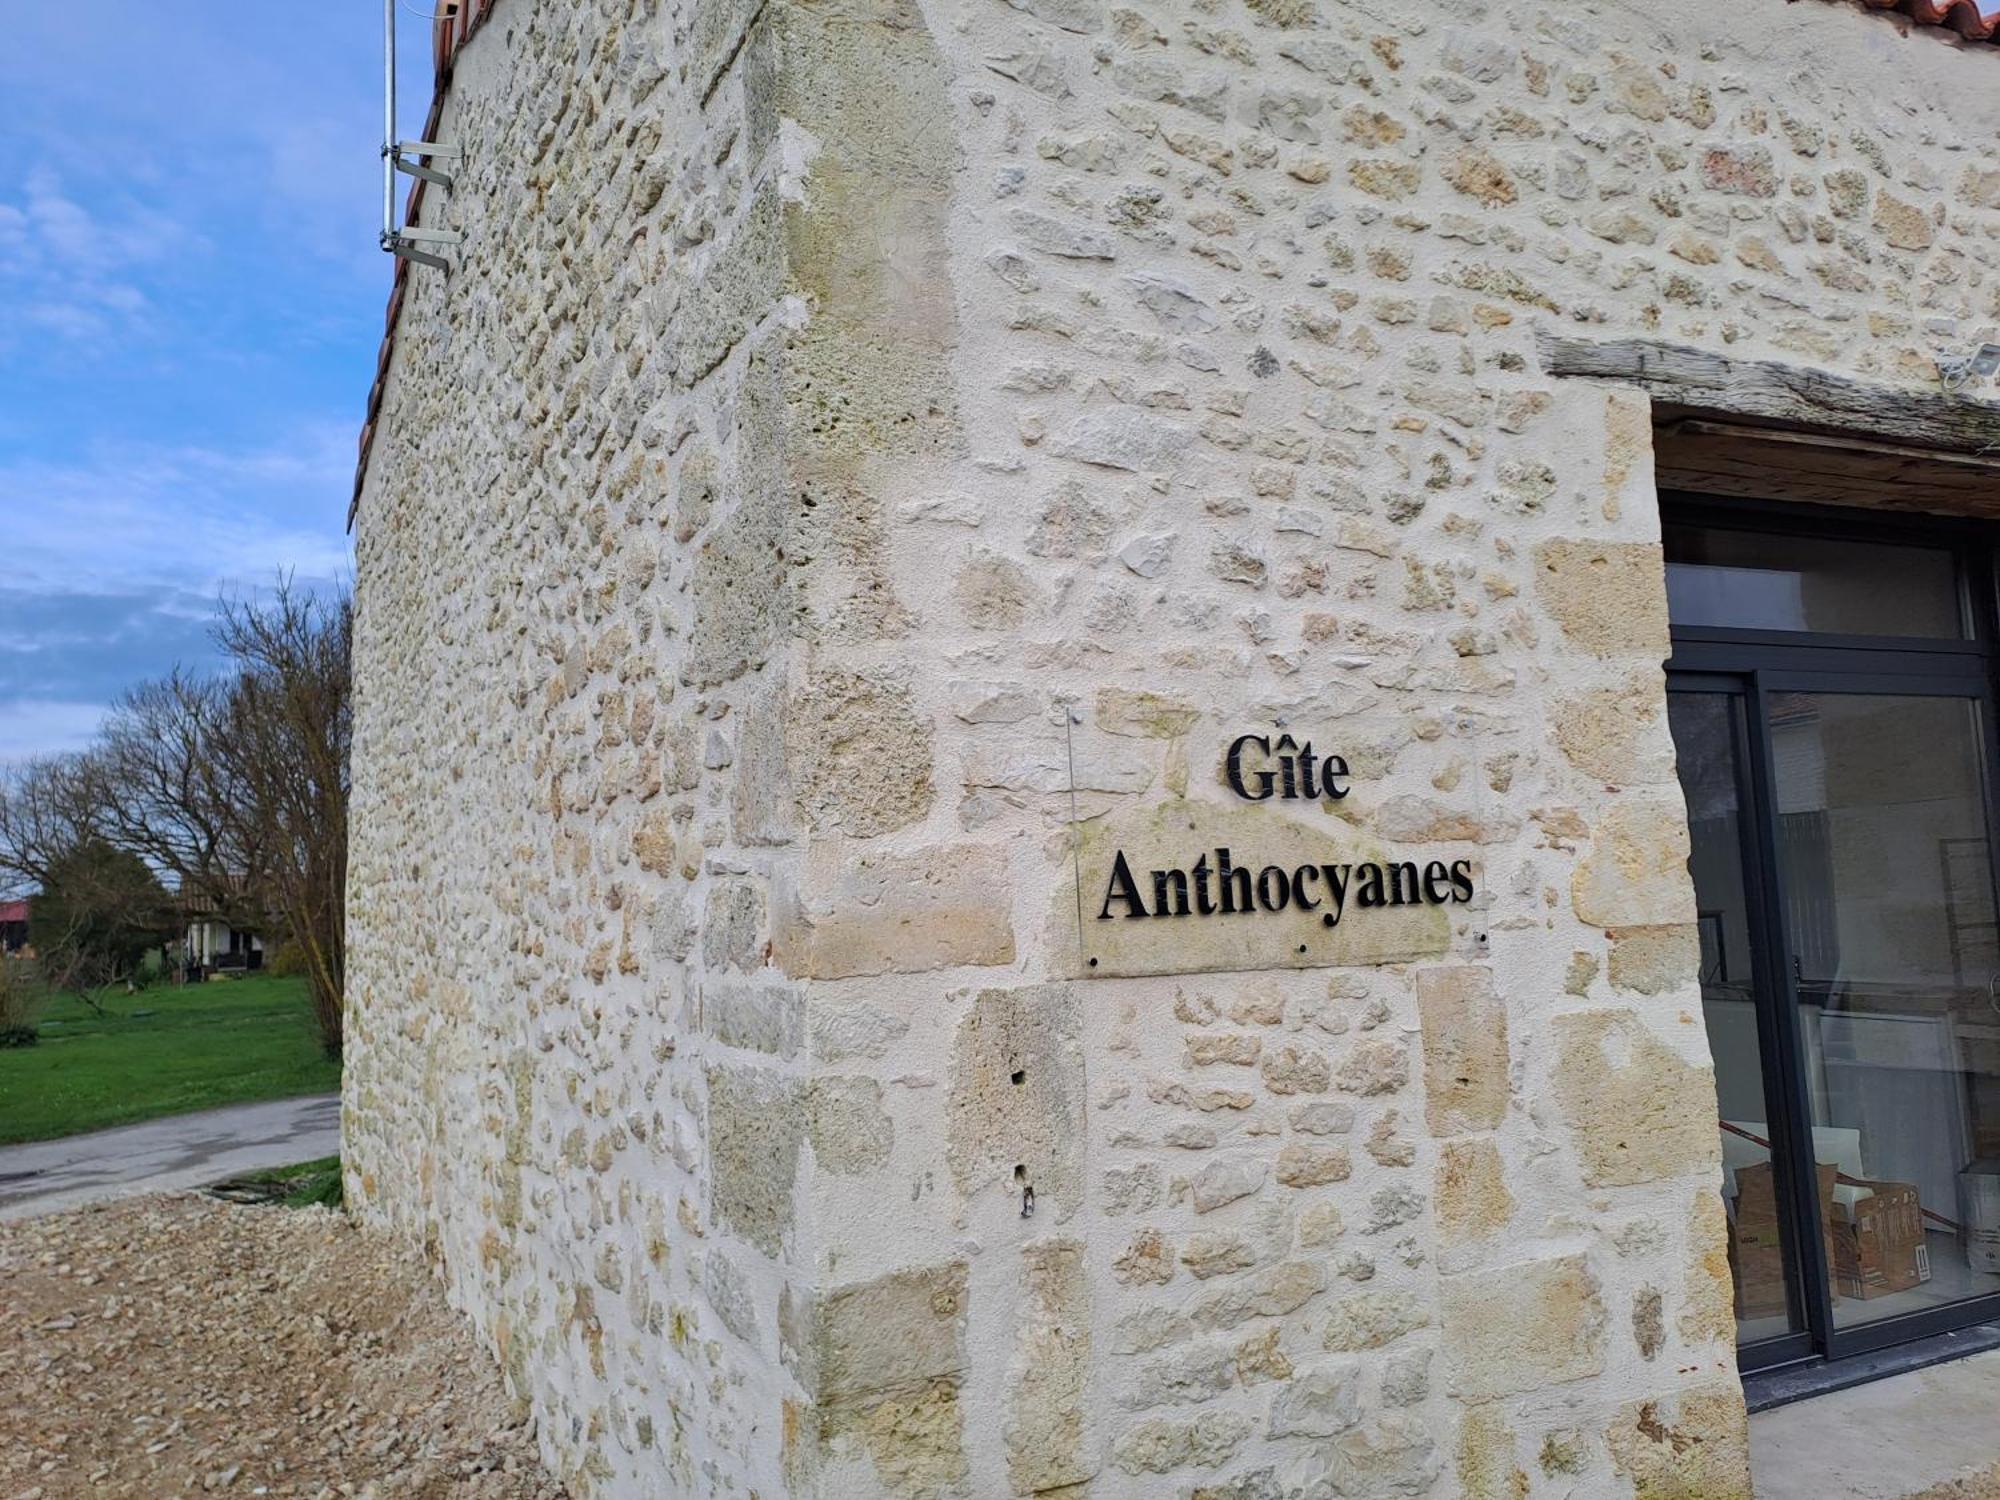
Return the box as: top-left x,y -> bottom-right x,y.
1764,691 -> 2000,1330
1669,691 -> 1808,1343
1663,524 -> 1964,638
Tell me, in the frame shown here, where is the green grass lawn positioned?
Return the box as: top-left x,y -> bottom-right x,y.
0,974 -> 341,1146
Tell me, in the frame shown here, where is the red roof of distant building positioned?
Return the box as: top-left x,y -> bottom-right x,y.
1851,0 -> 2000,40
0,900 -> 28,925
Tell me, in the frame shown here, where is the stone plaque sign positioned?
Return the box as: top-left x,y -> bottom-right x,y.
1071,732 -> 1477,979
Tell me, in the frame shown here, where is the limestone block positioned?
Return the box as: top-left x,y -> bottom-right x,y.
1607,923 -> 1698,995
1308,1414 -> 1441,1499
1193,1155 -> 1269,1213
1679,1188 -> 1737,1345
707,1064 -> 805,1256
1456,1406 -> 1530,1500
815,1262 -> 970,1493
1189,1261 -> 1326,1331
1112,1412 -> 1253,1474
1268,1361 -> 1362,1437
1439,1254 -> 1606,1401
1415,967 -> 1509,1136
1531,540 -> 1669,658
807,1076 -> 894,1174
1322,1290 -> 1429,1351
1551,675 -> 1673,785
1552,1010 -> 1720,1187
1006,1238 -> 1093,1496
787,669 -> 935,838
1276,1142 -> 1352,1186
946,985 -> 1086,1218
1571,799 -> 1698,930
1435,1137 -> 1514,1244
772,844 -> 1016,979
1604,1384 -> 1752,1499
705,983 -> 804,1059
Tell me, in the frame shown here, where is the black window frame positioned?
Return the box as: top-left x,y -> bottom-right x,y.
1664,491 -> 2000,1392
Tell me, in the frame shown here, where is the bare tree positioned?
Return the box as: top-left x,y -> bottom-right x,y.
206,583 -> 351,1055
0,755 -> 102,900
93,673 -> 263,934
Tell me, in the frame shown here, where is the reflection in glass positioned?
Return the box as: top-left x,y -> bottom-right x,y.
1765,692 -> 2000,1328
1663,525 -> 1964,638
1669,691 -> 1806,1343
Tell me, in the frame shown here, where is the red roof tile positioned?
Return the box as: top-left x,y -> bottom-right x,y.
0,900 -> 29,925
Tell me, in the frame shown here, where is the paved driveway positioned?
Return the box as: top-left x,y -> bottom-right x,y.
0,1093 -> 341,1220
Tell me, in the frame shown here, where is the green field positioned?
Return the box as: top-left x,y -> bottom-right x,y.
0,974 -> 341,1146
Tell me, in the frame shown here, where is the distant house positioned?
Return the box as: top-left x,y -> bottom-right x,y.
0,899 -> 28,956
179,879 -> 266,976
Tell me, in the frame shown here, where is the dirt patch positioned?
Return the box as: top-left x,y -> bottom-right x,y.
1911,1465 -> 2000,1500
0,1194 -> 565,1499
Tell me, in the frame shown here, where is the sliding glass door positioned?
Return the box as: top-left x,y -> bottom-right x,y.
1666,503 -> 2000,1372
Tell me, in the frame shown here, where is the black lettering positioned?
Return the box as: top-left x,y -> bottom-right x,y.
1386,861 -> 1421,906
1422,860 -> 1451,904
1291,863 -> 1323,911
1320,754 -> 1350,801
1256,865 -> 1291,912
1296,743 -> 1319,799
1319,863 -> 1351,927
1356,862 -> 1388,909
1191,854 -> 1217,915
1225,734 -> 1275,801
1098,850 -> 1148,920
1449,859 -> 1475,903
1216,847 -> 1254,914
1275,734 -> 1299,799
1151,867 -> 1191,917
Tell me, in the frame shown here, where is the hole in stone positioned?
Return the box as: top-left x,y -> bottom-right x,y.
1013,1164 -> 1027,1182
1010,1069 -> 1026,1085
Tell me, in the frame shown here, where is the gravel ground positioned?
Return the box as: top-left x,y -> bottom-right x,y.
0,1194 -> 567,1500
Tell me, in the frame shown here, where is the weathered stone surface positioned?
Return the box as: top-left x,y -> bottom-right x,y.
1436,1137 -> 1513,1245
1006,1238 -> 1093,1496
1322,1290 -> 1429,1351
1608,923 -> 1699,995
1553,1010 -> 1721,1186
1552,675 -> 1674,785
808,1076 -> 895,1174
1268,1361 -> 1362,1437
1532,541 -> 1670,658
1456,1406 -> 1529,1500
1112,1412 -> 1253,1473
1440,1254 -> 1606,1401
1277,1142 -> 1352,1187
1572,799 -> 1698,929
816,1262 -> 970,1493
774,844 -> 1016,979
708,1065 -> 804,1255
788,669 -> 936,837
1416,967 -> 1509,1136
946,985 -> 1087,1218
1605,1385 -> 1753,1499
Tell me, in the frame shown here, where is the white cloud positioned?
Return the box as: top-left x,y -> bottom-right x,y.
0,700 -> 107,765
0,424 -> 355,600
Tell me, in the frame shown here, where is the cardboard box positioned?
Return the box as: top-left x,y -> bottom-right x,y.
1831,1179 -> 1930,1300
1729,1161 -> 1838,1321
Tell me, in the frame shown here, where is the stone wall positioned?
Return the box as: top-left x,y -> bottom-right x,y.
346,0 -> 2000,1495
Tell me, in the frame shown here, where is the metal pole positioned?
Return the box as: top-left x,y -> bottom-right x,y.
382,0 -> 396,250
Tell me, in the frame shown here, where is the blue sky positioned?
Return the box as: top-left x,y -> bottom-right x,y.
0,4 -> 439,763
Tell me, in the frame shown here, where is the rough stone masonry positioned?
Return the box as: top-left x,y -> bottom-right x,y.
344,0 -> 2000,1495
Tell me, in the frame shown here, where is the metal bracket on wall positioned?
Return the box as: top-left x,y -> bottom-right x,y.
381,224 -> 462,272
391,139 -> 460,190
